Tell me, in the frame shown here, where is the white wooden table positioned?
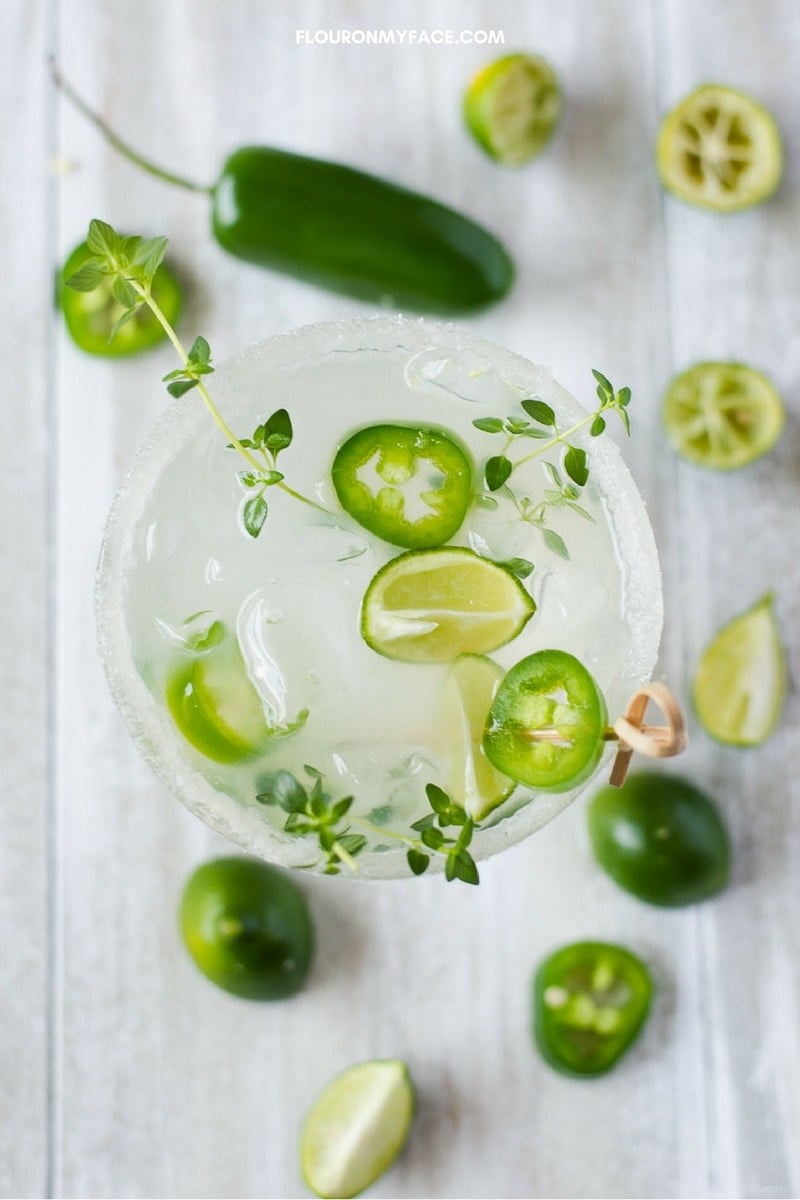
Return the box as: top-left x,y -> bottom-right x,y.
3,2 -> 798,1196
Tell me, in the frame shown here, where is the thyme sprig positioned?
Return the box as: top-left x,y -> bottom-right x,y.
473,371 -> 630,559
227,409 -> 330,538
508,460 -> 595,561
65,219 -> 329,538
256,770 -> 480,885
406,784 -> 479,884
256,767 -> 367,875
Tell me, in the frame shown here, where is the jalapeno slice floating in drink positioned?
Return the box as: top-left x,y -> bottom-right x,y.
483,650 -> 607,792
331,424 -> 474,549
533,941 -> 653,1077
59,238 -> 182,356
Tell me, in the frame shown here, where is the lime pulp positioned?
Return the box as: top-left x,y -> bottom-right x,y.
656,84 -> 783,212
693,594 -> 786,746
663,361 -> 784,469
300,1060 -> 414,1199
441,654 -> 515,820
361,547 -> 535,664
166,631 -> 277,763
464,53 -> 562,166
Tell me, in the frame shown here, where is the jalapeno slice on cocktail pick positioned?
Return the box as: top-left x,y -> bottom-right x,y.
180,857 -> 314,1000
59,239 -> 182,356
533,941 -> 653,1077
483,650 -> 607,792
332,424 -> 474,549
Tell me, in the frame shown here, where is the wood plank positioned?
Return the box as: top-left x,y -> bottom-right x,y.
656,0 -> 800,1195
0,3 -> 52,1196
48,1 -> 799,1197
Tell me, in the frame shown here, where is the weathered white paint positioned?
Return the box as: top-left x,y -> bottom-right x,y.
1,1 -> 797,1196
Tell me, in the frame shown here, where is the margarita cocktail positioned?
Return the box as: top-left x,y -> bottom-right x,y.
97,317 -> 662,879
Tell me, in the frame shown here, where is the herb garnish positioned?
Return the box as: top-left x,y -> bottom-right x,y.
473,372 -> 631,559
256,766 -> 367,875
256,770 -> 481,885
407,784 -> 480,884
66,219 -> 329,538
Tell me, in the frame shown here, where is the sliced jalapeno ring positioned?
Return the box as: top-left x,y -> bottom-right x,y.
533,941 -> 653,1077
59,238 -> 182,356
483,649 -> 607,792
331,424 -> 474,549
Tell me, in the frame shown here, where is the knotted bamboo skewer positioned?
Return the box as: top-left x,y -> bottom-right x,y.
608,682 -> 687,786
522,682 -> 687,787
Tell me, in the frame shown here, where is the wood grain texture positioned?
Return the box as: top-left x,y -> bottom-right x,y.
0,3 -> 52,1196
0,0 -> 796,1197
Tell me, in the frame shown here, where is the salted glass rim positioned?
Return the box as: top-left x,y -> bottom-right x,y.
96,315 -> 664,878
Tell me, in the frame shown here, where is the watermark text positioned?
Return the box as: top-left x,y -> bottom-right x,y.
296,28 -> 505,47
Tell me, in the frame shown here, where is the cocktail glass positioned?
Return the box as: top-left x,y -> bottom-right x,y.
96,316 -> 662,879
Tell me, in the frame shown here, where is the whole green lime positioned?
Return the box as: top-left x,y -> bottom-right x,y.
588,772 -> 730,907
180,857 -> 314,999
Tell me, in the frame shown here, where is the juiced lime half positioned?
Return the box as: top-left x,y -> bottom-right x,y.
657,84 -> 783,211
464,53 -> 562,165
361,548 -> 535,663
663,362 -> 784,470
694,594 -> 786,746
300,1059 -> 414,1200
441,654 -> 515,820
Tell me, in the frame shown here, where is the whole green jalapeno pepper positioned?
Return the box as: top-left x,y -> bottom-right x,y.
54,68 -> 514,314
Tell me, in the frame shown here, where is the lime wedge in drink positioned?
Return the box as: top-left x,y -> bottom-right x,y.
166,631 -> 290,762
464,53 -> 562,165
663,362 -> 784,470
656,84 -> 783,211
361,547 -> 535,663
441,654 -> 515,820
693,594 -> 786,746
300,1059 -> 414,1200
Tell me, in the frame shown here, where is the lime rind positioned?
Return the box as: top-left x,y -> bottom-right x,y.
300,1060 -> 414,1200
663,361 -> 784,470
191,640 -> 276,753
442,654 -> 515,820
656,83 -> 783,212
464,53 -> 562,166
179,857 -> 314,1000
693,594 -> 786,746
166,634 -> 281,762
361,547 -> 535,663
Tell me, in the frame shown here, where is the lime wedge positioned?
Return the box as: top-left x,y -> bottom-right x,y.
361,548 -> 535,663
464,53 -> 561,165
441,654 -> 515,820
300,1060 -> 414,1200
663,362 -> 784,470
190,639 -> 276,753
657,84 -> 783,211
694,594 -> 786,746
166,633 -> 284,763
